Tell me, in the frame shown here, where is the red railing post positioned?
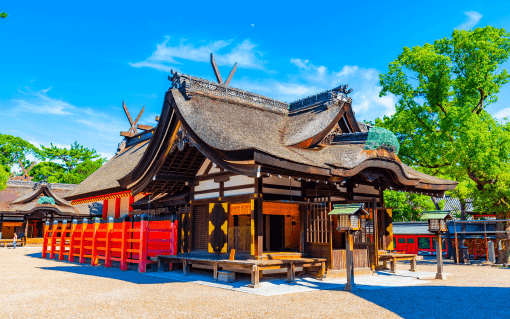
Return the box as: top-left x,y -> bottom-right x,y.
173,220 -> 178,255
49,220 -> 59,259
68,219 -> 78,262
105,217 -> 114,268
138,214 -> 149,273
42,221 -> 50,258
120,215 -> 129,271
58,220 -> 68,260
91,218 -> 101,266
79,218 -> 88,263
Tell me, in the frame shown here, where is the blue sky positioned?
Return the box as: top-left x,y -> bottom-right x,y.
1,1 -> 510,161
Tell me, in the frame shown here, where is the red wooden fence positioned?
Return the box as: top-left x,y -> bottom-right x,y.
42,215 -> 178,273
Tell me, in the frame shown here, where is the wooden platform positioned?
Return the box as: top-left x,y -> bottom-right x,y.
156,254 -> 327,288
378,253 -> 417,273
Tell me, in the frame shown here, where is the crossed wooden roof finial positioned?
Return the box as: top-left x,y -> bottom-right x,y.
120,101 -> 154,137
10,159 -> 35,181
210,53 -> 237,86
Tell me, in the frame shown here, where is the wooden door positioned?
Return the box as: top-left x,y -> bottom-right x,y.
193,205 -> 209,251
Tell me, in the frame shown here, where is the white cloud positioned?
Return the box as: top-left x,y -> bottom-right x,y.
493,107 -> 510,120
13,87 -> 76,115
130,37 -> 267,72
455,11 -> 483,30
257,58 -> 396,120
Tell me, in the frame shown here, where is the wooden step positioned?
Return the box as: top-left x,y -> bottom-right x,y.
259,252 -> 304,260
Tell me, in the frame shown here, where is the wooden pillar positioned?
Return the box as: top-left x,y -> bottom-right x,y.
49,220 -> 59,259
102,200 -> 108,220
104,217 -> 114,267
42,221 -> 50,258
90,218 -> 100,265
435,231 -> 446,279
79,218 -> 88,263
120,215 -> 129,271
0,214 -> 3,239
373,198 -> 379,268
138,214 -> 149,273
114,198 -> 121,219
257,197 -> 263,257
24,216 -> 29,241
344,230 -> 356,291
68,220 -> 78,262
58,220 -> 68,261
300,204 -> 307,254
265,215 -> 270,252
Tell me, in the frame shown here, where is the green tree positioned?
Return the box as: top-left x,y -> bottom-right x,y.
0,12 -> 7,19
377,26 -> 510,263
0,134 -> 39,189
31,142 -> 106,184
384,190 -> 442,222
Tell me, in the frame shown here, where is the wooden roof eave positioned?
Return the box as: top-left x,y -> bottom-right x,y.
119,89 -> 261,196
118,91 -> 181,194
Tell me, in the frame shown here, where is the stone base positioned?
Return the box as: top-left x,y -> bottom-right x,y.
344,283 -> 357,292
217,271 -> 236,283
435,273 -> 447,280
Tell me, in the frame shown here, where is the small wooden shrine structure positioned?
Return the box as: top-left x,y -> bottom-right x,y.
0,180 -> 99,243
65,60 -> 457,280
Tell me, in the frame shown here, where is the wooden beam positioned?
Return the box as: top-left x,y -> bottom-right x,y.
120,131 -> 135,137
137,124 -> 154,131
210,53 -> 223,84
196,171 -> 236,182
224,63 -> 237,86
154,174 -> 195,183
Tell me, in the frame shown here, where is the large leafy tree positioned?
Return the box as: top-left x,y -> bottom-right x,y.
31,142 -> 106,184
384,190 -> 442,222
377,26 -> 510,263
0,12 -> 7,19
0,134 -> 39,189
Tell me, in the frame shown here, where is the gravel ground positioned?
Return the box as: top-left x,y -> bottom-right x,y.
0,248 -> 509,319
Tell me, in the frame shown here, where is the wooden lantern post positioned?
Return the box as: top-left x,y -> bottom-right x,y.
423,213 -> 450,280
328,204 -> 368,292
435,230 -> 446,280
344,229 -> 356,292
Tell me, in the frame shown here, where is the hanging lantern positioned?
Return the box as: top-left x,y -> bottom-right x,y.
329,204 -> 368,231
420,211 -> 452,233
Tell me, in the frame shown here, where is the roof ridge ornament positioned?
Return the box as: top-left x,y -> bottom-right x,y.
210,53 -> 237,86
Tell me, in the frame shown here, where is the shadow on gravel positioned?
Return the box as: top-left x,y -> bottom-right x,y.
356,285 -> 510,319
37,265 -> 178,285
30,252 -> 177,285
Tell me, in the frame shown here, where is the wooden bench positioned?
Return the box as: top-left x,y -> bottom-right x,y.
0,239 -> 25,248
157,255 -> 327,288
378,253 -> 417,273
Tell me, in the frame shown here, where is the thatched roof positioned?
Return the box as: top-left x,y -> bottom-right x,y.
68,72 -> 456,201
64,140 -> 149,201
0,180 -> 98,217
117,73 -> 456,196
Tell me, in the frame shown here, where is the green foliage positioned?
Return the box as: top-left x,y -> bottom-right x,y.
37,196 -> 55,205
31,141 -> 106,184
364,127 -> 400,154
0,166 -> 9,191
384,190 -> 442,221
0,134 -> 39,172
0,12 -> 7,19
377,26 -> 510,217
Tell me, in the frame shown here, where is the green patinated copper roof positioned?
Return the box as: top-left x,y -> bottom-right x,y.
328,204 -> 368,215
419,211 -> 452,221
37,196 -> 55,205
364,126 -> 400,154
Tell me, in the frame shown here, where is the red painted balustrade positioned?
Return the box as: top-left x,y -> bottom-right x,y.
42,215 -> 178,273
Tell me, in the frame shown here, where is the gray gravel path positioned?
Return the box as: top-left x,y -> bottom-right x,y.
0,247 -> 509,319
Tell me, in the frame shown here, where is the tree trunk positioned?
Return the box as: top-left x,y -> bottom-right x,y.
496,215 -> 510,265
